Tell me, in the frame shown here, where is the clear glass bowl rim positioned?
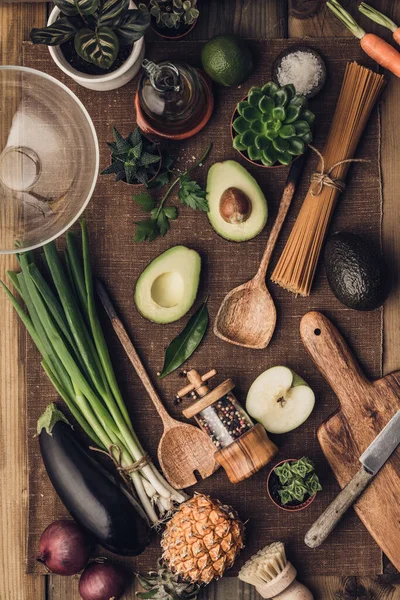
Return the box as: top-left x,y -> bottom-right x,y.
0,65 -> 99,255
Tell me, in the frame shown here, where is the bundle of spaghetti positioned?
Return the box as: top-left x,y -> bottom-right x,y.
271,62 -> 385,296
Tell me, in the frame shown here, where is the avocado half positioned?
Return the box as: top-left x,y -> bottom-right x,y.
134,246 -> 201,323
324,232 -> 390,311
206,160 -> 268,242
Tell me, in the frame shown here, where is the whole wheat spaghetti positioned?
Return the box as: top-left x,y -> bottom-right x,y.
271,62 -> 385,296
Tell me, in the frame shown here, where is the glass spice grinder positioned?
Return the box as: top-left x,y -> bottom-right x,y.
135,59 -> 214,140
177,369 -> 278,484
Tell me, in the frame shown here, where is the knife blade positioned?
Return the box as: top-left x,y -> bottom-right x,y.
360,410 -> 400,474
305,410 -> 400,549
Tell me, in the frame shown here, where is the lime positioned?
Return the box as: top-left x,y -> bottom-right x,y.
201,34 -> 254,87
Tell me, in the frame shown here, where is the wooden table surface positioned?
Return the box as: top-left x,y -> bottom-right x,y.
1,1 -> 400,598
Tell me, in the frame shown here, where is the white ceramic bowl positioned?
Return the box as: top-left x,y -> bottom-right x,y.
47,1 -> 145,91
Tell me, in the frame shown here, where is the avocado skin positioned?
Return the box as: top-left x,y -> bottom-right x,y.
324,232 -> 390,311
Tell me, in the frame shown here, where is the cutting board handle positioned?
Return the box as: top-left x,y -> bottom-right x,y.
300,312 -> 370,402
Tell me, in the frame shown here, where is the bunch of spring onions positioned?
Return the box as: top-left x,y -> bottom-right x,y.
1,220 -> 185,524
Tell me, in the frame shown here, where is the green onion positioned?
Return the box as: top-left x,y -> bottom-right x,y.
327,0 -> 366,39
2,220 -> 186,523
358,3 -> 398,33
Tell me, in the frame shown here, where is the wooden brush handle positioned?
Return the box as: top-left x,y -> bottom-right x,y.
256,153 -> 306,281
304,466 -> 373,548
96,280 -> 175,428
273,580 -> 314,600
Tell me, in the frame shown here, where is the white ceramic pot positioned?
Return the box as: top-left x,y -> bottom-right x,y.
47,2 -> 145,91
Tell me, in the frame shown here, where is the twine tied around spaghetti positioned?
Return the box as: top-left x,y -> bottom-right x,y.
89,444 -> 151,482
309,145 -> 370,197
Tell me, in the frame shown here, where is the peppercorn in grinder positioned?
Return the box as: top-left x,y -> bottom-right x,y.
177,369 -> 278,484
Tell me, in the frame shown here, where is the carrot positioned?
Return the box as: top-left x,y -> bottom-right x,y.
358,3 -> 400,46
327,0 -> 400,78
360,33 -> 400,77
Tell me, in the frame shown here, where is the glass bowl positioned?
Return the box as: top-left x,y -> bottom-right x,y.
0,66 -> 99,254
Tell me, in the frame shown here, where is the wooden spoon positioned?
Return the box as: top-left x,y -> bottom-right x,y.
96,281 -> 218,490
214,154 -> 306,349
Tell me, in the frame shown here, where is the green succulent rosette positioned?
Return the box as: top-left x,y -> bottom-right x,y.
232,82 -> 315,166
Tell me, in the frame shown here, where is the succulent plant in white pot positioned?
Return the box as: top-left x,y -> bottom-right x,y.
30,0 -> 150,91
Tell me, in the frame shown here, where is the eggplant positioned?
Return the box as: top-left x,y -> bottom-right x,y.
38,403 -> 151,556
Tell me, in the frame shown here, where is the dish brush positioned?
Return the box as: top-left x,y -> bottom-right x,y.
238,542 -> 313,599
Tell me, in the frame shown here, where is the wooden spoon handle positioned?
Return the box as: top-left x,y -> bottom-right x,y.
96,281 -> 175,429
304,466 -> 373,548
300,311 -> 370,402
256,153 -> 307,281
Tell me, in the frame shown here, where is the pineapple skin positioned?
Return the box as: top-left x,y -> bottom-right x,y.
161,493 -> 245,585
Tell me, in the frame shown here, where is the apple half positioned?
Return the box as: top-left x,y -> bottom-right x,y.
246,366 -> 315,434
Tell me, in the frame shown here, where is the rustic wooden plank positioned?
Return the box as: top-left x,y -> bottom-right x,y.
0,4 -> 48,600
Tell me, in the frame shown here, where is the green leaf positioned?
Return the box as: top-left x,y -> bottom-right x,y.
301,109 -> 315,125
247,145 -> 262,161
159,300 -> 209,378
156,210 -> 170,237
273,137 -> 289,153
98,0 -> 129,25
178,175 -> 208,211
233,134 -> 246,151
301,131 -> 313,144
259,95 -> 274,115
288,137 -> 305,156
116,8 -> 151,45
248,90 -> 263,108
272,106 -> 286,121
30,18 -> 77,46
277,151 -> 292,165
279,124 -> 296,139
284,104 -> 302,124
242,106 -> 262,122
262,145 -> 277,165
163,206 -> 178,220
232,116 -> 248,134
294,120 -> 311,136
241,130 -> 256,147
251,120 -> 263,134
283,83 -> 296,100
54,0 -> 99,16
274,88 -> 289,107
261,81 -> 278,96
237,101 -> 250,116
132,192 -> 156,212
134,219 -> 159,242
290,94 -> 307,109
75,26 -> 119,69
255,134 -> 270,150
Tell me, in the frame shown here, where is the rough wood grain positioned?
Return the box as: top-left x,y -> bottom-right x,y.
0,5 -> 47,600
300,311 -> 400,570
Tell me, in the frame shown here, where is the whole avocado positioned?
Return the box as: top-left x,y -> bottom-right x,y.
324,232 -> 390,311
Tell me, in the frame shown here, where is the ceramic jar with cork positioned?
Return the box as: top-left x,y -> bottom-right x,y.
177,369 -> 278,483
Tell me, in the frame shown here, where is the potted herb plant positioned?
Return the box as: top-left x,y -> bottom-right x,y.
101,126 -> 162,185
231,81 -> 315,167
139,0 -> 199,39
30,0 -> 150,91
267,457 -> 322,511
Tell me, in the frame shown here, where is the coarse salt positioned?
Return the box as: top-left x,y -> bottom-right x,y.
276,50 -> 323,97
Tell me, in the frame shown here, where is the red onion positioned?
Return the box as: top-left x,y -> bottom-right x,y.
79,561 -> 127,600
37,520 -> 91,575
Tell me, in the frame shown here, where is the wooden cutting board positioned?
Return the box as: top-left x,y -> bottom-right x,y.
300,311 -> 400,570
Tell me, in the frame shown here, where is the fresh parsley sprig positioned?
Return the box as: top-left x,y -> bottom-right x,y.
133,144 -> 212,242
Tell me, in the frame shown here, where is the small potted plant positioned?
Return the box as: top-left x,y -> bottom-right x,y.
101,126 -> 162,185
140,0 -> 199,39
231,81 -> 315,167
267,457 -> 322,511
30,0 -> 150,91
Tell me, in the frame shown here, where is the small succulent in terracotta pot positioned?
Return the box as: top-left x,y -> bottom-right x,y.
267,457 -> 322,512
231,81 -> 315,168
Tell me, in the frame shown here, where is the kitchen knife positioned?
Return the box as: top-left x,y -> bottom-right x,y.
305,410 -> 400,548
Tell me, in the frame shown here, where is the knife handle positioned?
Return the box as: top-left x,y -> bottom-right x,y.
304,467 -> 373,548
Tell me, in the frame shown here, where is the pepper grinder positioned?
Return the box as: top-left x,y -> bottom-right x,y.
177,369 -> 278,484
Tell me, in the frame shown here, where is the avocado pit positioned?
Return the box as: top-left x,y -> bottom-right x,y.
219,187 -> 252,224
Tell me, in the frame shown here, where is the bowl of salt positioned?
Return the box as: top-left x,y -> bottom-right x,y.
272,46 -> 327,99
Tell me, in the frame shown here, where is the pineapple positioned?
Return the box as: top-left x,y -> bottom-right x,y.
161,494 -> 245,584
136,561 -> 200,600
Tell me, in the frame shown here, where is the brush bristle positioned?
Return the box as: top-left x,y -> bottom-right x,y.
238,541 -> 287,586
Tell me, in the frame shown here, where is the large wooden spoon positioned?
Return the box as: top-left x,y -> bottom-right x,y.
214,154 -> 306,349
96,281 -> 218,490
